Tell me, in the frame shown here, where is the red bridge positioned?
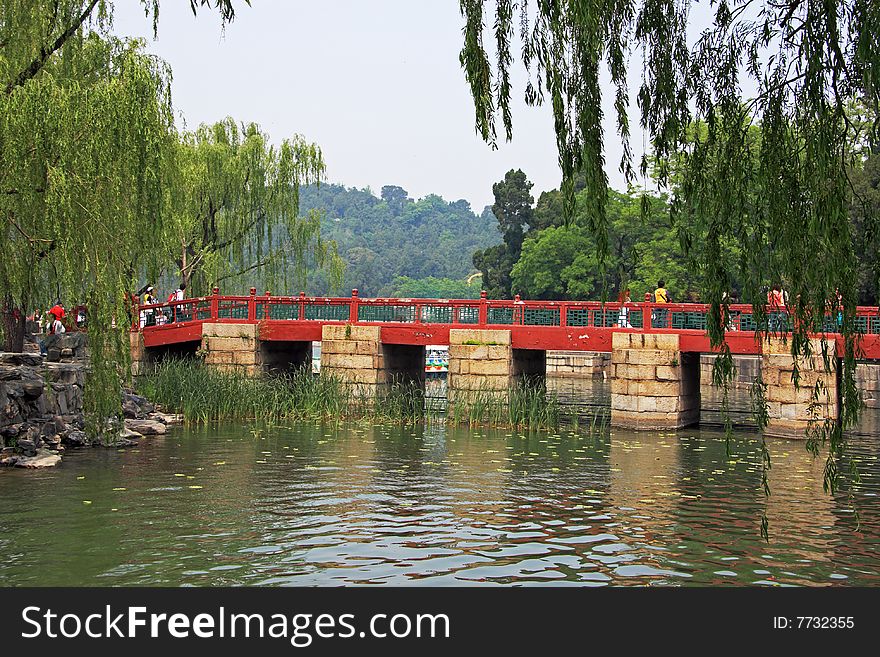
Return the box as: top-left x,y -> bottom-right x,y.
131,288 -> 879,436
135,287 -> 880,358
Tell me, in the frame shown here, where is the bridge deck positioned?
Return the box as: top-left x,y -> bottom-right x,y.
135,290 -> 880,358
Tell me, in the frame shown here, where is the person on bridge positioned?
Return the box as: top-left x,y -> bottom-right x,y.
617,288 -> 632,328
767,283 -> 786,333
653,280 -> 670,328
141,286 -> 157,328
722,289 -> 740,331
168,283 -> 187,323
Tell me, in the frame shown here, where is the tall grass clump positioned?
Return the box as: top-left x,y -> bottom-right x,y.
138,359 -> 351,424
449,380 -> 564,431
138,359 -> 596,432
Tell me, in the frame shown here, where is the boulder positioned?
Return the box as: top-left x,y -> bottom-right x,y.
1,423 -> 23,438
21,380 -> 44,399
124,419 -> 166,435
0,366 -> 23,381
0,353 -> 42,367
15,449 -> 61,469
122,398 -> 140,419
58,332 -> 87,353
64,430 -> 87,447
148,412 -> 184,425
17,438 -> 37,457
119,427 -> 143,440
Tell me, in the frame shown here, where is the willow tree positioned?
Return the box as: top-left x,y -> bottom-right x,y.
0,0 -> 239,433
459,1 -> 880,512
169,118 -> 342,296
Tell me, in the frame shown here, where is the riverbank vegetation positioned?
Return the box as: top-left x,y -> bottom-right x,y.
137,359 -> 604,434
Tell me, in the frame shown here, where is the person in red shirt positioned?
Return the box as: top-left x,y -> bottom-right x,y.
767,283 -> 786,333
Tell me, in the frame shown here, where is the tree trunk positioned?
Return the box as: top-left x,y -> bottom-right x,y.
2,296 -> 25,353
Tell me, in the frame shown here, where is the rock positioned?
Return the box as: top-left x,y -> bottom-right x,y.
120,427 -> 143,440
46,348 -> 61,362
148,412 -> 184,425
21,380 -> 44,399
0,366 -> 23,381
60,348 -> 74,358
64,430 -> 87,447
15,449 -> 61,469
122,399 -> 140,419
44,364 -> 79,384
1,423 -> 23,438
17,438 -> 37,457
0,353 -> 43,367
124,419 -> 166,435
58,332 -> 87,353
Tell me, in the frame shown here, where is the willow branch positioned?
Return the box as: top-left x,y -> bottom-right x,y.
5,0 -> 100,94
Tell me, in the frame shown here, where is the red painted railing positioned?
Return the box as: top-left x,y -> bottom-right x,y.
133,288 -> 880,336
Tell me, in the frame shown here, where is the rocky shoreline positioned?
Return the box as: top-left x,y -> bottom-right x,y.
0,349 -> 180,470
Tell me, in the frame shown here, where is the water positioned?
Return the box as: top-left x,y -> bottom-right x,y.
1,393 -> 878,586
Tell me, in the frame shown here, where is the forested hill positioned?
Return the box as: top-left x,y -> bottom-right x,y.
300,184 -> 499,297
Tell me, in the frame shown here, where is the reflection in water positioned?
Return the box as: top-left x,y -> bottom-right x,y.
0,400 -> 877,586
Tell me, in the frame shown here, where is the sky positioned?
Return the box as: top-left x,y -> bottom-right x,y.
112,1 -> 648,211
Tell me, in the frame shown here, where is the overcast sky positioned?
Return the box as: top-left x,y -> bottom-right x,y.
113,1 -> 651,211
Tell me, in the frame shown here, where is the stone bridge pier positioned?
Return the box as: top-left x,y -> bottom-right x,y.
610,332 -> 841,438
762,338 -> 839,438
319,325 -> 425,395
446,329 -> 546,404
610,333 -> 700,430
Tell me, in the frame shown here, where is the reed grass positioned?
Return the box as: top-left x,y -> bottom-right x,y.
137,358 -> 606,433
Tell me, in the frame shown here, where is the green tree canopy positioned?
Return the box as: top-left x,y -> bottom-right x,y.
1,0 -> 266,434
472,168 -> 535,297
511,188 -> 696,301
168,117 -> 341,296
298,184 -> 498,296
379,275 -> 481,299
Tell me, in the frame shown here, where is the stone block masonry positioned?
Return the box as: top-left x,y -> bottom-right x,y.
762,338 -> 839,439
201,323 -> 260,376
546,351 -> 610,379
610,333 -> 700,430
320,325 -> 425,395
856,362 -> 880,410
447,329 -> 514,399
447,329 -> 546,404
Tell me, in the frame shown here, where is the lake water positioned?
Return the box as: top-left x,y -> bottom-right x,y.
1,380 -> 878,586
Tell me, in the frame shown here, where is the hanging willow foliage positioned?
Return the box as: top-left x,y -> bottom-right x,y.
1,2 -> 179,435
459,0 -> 880,508
169,118 -> 343,297
1,0 -> 256,438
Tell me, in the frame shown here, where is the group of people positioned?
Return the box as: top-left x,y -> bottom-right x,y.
614,280 -> 842,333
27,303 -> 68,356
138,283 -> 187,328
616,280 -> 673,328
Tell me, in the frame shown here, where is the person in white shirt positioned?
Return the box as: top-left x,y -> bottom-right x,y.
39,312 -> 65,356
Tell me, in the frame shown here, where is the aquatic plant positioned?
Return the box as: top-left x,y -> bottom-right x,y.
137,359 -> 599,433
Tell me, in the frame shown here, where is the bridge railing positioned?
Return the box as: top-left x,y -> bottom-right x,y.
134,288 -> 880,336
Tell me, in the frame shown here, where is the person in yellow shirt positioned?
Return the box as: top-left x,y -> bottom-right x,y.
654,280 -> 669,303
652,280 -> 670,327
